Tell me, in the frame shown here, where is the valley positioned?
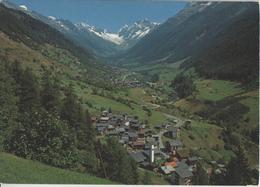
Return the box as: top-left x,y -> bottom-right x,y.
0,0 -> 259,185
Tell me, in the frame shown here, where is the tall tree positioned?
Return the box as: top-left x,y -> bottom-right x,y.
225,146 -> 252,185
192,162 -> 209,185
40,70 -> 60,112
0,61 -> 19,150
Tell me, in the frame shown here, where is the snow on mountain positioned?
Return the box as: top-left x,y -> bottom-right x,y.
75,19 -> 159,47
119,19 -> 159,42
75,22 -> 124,45
19,5 -> 28,11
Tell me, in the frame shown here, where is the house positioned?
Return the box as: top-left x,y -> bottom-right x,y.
187,156 -> 198,166
165,127 -> 180,139
99,116 -> 110,123
131,123 -> 141,130
129,151 -> 146,163
95,123 -> 108,134
128,132 -> 138,141
160,165 -> 175,175
116,127 -> 126,134
101,110 -> 109,117
132,140 -> 145,149
106,130 -> 118,137
171,162 -> 193,185
165,140 -> 183,152
155,124 -> 162,129
121,134 -> 130,144
138,129 -> 145,138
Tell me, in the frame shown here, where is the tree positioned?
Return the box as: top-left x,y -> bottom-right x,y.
18,68 -> 40,112
192,162 -> 209,185
40,70 -> 60,112
142,171 -> 152,184
4,109 -> 78,169
60,85 -> 81,130
171,73 -> 195,98
98,137 -> 139,184
151,74 -> 159,83
225,146 -> 252,185
0,61 -> 19,150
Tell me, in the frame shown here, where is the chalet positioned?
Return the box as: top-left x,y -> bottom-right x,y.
165,140 -> 183,152
138,129 -> 145,138
140,161 -> 150,169
171,161 -> 193,185
131,123 -> 141,130
116,127 -> 126,134
107,124 -> 115,131
95,123 -> 108,134
132,140 -> 145,149
128,132 -> 138,141
121,134 -> 129,144
187,156 -> 198,166
165,127 -> 180,139
101,110 -> 109,117
106,130 -> 118,137
129,151 -> 146,163
160,165 -> 175,175
99,116 -> 110,123
155,124 -> 162,130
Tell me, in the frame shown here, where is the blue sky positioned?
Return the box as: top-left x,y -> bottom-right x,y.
9,0 -> 186,32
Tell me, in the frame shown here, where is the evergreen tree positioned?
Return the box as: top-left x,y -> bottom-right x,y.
0,61 -> 19,150
142,171 -> 152,184
60,85 -> 81,130
18,68 -> 40,112
225,146 -> 252,185
40,70 -> 60,112
192,162 -> 209,185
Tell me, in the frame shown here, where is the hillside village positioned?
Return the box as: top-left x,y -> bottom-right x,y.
93,110 -> 227,185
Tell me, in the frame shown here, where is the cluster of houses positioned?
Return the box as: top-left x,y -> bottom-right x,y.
93,110 -> 224,185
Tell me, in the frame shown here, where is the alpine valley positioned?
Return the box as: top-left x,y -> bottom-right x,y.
0,0 -> 259,185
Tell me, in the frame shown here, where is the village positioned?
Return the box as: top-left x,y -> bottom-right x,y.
92,110 -> 227,185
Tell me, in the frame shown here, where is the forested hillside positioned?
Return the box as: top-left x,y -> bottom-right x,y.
120,2 -> 259,85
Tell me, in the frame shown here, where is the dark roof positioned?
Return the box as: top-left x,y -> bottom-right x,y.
169,140 -> 182,147
175,164 -> 193,178
116,127 -> 125,133
96,123 -> 108,127
155,124 -> 162,129
188,156 -> 198,162
97,126 -> 106,131
141,161 -> 150,167
129,152 -> 146,163
128,132 -> 138,138
106,130 -> 118,136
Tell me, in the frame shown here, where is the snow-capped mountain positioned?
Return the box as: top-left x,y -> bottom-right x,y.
118,19 -> 159,47
0,0 -> 159,57
75,19 -> 159,48
75,22 -> 124,45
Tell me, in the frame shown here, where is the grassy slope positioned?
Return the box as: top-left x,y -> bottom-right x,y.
0,152 -> 114,184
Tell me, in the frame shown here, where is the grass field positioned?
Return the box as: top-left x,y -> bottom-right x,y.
195,79 -> 243,101
0,152 -> 114,184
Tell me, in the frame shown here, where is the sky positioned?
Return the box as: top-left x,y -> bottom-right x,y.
9,0 -> 186,32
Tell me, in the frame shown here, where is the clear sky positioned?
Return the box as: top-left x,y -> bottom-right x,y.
9,0 -> 186,32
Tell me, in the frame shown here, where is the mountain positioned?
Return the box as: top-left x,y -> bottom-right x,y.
120,2 -> 259,84
118,19 -> 159,49
49,19 -> 159,57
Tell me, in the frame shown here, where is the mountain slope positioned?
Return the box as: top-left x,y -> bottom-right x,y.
121,2 -> 259,84
0,152 -> 115,184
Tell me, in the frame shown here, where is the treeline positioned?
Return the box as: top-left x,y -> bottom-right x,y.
0,60 -> 138,184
